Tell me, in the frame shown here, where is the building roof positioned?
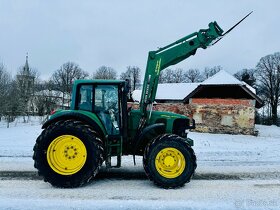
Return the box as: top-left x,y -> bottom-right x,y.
202,70 -> 242,85
132,83 -> 199,102
184,84 -> 263,108
132,70 -> 263,108
202,70 -> 256,93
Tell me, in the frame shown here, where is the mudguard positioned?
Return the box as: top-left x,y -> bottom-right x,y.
42,112 -> 105,139
133,123 -> 166,155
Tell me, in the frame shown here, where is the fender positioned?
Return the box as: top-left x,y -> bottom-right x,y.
42,112 -> 105,139
133,123 -> 165,155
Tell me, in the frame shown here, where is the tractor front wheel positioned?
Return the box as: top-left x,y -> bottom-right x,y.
33,120 -> 104,188
143,134 -> 196,188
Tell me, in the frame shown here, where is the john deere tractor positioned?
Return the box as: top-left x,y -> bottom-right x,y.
33,14 -> 251,188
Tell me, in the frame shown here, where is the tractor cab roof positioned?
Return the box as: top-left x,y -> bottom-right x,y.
74,79 -> 125,86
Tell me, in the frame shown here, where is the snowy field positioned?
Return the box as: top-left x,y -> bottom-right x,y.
0,117 -> 280,209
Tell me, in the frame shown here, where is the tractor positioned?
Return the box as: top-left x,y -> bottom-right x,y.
33,13 -> 251,188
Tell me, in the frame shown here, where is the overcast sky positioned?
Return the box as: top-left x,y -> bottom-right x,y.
0,0 -> 279,80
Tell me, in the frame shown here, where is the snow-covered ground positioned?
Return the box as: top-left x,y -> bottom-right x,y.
0,117 -> 280,209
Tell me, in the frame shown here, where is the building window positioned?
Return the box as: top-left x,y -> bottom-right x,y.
221,115 -> 233,126
193,113 -> 202,124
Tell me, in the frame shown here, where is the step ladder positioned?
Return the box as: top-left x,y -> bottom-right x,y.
105,135 -> 122,168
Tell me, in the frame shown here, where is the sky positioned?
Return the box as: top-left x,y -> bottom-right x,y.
0,0 -> 279,80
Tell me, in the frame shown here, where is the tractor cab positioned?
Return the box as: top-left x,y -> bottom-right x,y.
72,80 -> 128,135
76,84 -> 119,134
71,80 -> 129,167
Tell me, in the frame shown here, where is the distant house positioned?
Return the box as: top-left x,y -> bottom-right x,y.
33,90 -> 71,115
132,70 -> 263,135
17,55 -> 71,116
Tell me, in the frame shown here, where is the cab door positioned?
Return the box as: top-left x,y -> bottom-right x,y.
94,85 -> 120,135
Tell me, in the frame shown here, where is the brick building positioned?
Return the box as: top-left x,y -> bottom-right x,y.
133,70 -> 263,135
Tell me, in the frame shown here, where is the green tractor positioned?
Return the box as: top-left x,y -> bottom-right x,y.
33,14 -> 251,188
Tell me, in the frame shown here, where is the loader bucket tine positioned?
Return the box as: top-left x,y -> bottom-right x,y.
211,11 -> 253,46
222,11 -> 253,36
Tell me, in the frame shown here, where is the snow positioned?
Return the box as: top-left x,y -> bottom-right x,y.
132,89 -> 141,102
202,70 -> 243,85
0,117 -> 280,209
202,70 -> 256,94
132,70 -> 257,102
0,180 -> 279,210
132,83 -> 199,102
156,83 -> 199,100
189,124 -> 280,176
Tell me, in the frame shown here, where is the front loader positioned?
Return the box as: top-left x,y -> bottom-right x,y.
33,13 -> 252,188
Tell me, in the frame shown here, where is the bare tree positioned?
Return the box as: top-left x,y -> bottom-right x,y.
172,68 -> 185,83
93,66 -> 117,80
119,66 -> 141,101
234,68 -> 256,87
159,68 -> 187,83
4,80 -> 25,127
119,72 -> 127,80
256,52 -> 280,125
202,66 -> 222,80
33,81 -> 61,116
0,63 -> 12,121
1,60 -> 39,124
51,62 -> 89,108
119,66 -> 141,90
184,68 -> 202,83
159,68 -> 174,83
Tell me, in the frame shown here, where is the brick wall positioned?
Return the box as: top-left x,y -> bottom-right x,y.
130,98 -> 257,135
189,98 -> 256,135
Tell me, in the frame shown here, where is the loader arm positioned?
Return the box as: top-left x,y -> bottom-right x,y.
139,22 -> 224,119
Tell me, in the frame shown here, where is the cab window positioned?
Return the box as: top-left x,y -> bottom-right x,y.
94,85 -> 120,135
77,85 -> 93,111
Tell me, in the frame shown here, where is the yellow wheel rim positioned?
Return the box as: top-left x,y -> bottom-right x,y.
155,147 -> 185,179
47,135 -> 87,175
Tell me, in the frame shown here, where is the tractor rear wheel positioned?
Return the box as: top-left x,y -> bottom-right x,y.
143,134 -> 196,188
33,120 -> 104,188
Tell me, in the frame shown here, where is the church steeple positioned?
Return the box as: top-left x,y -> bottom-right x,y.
23,52 -> 30,75
17,53 -> 35,97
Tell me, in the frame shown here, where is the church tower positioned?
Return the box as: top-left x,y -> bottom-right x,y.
23,53 -> 30,75
17,53 -> 35,97
16,53 -> 35,115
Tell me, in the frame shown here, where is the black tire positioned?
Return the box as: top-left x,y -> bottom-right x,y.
143,134 -> 196,188
33,120 -> 104,188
